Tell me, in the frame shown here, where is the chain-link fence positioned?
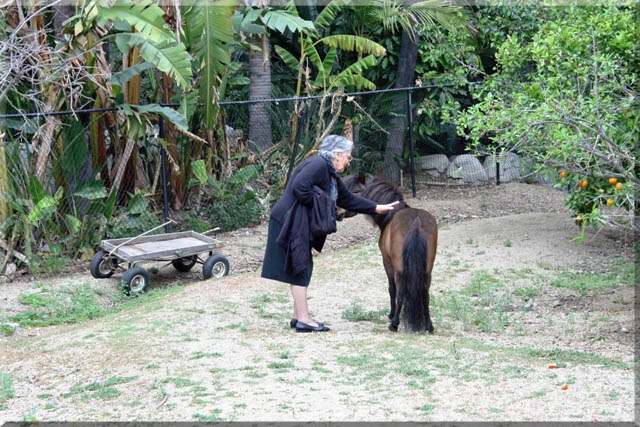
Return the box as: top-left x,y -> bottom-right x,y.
0,85 -> 508,267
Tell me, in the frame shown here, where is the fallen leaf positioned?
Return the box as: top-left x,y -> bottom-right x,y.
561,384 -> 568,390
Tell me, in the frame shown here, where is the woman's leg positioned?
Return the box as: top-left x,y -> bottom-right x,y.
290,284 -> 319,327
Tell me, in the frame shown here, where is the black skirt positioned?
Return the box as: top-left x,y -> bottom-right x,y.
261,218 -> 313,287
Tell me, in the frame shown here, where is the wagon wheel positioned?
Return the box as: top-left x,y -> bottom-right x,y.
89,250 -> 118,279
203,254 -> 229,280
172,255 -> 198,272
122,266 -> 149,296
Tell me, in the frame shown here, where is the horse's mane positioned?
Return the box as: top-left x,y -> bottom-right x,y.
362,176 -> 408,230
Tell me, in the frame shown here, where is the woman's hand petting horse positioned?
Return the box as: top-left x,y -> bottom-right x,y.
375,201 -> 400,214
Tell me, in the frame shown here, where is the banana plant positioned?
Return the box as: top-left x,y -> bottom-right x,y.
233,3 -> 314,151
181,0 -> 237,183
62,0 -> 193,202
273,0 -> 386,156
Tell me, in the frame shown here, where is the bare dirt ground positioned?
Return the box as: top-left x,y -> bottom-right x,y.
0,182 -> 635,422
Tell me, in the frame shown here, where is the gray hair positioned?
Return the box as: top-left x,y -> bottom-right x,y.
317,135 -> 353,161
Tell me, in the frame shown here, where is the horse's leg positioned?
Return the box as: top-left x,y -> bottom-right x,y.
425,273 -> 434,333
389,272 -> 404,332
386,271 -> 396,320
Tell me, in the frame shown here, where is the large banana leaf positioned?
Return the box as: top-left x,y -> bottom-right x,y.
111,62 -> 155,90
97,0 -> 173,44
302,36 -> 324,77
330,55 -> 378,90
118,34 -> 193,90
313,47 -> 337,89
261,10 -> 314,34
318,35 -> 386,56
313,0 -> 352,31
133,104 -> 188,131
274,45 -> 299,72
185,0 -> 236,129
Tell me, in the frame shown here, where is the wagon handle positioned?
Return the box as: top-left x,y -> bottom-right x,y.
203,227 -> 220,235
108,219 -> 177,257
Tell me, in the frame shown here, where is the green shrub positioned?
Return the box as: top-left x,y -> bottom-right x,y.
205,184 -> 263,232
107,193 -> 160,238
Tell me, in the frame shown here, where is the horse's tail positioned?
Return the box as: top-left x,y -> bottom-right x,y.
401,216 -> 429,332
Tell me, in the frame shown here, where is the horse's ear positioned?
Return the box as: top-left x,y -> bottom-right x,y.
357,171 -> 366,184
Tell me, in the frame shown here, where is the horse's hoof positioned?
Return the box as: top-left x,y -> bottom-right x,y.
427,324 -> 434,334
388,324 -> 398,332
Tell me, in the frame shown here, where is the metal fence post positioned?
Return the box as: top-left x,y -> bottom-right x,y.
159,115 -> 170,233
406,88 -> 416,198
496,158 -> 501,186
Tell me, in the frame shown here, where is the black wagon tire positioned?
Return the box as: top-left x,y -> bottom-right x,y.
172,255 -> 198,272
203,254 -> 229,280
90,250 -> 117,278
122,266 -> 149,296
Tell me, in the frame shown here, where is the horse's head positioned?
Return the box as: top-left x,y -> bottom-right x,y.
337,172 -> 367,221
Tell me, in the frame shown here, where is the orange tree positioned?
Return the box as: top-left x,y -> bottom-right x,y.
457,5 -> 638,232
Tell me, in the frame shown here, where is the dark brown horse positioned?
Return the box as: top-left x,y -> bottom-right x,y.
342,174 -> 438,333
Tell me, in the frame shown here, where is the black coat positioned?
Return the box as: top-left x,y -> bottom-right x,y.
270,156 -> 377,276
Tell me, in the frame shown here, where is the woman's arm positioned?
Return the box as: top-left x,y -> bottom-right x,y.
335,178 -> 377,214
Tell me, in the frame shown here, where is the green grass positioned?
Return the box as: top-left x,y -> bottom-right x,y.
416,404 -> 436,413
550,262 -> 634,295
193,409 -> 224,422
190,352 -> 223,360
0,373 -> 15,403
341,302 -> 387,323
267,361 -> 294,370
520,348 -> 629,369
513,286 -> 541,300
9,283 -> 184,328
63,376 -> 138,399
162,377 -> 198,388
432,270 -> 513,333
249,293 -> 280,319
0,323 -> 16,337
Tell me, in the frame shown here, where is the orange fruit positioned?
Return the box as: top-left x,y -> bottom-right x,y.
615,182 -> 623,191
559,171 -> 566,178
608,178 -> 617,185
606,199 -> 614,206
561,384 -> 568,390
578,180 -> 588,189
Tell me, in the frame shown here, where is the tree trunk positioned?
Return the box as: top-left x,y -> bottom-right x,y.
383,30 -> 419,185
158,70 -> 184,210
118,44 -> 142,203
248,36 -> 273,152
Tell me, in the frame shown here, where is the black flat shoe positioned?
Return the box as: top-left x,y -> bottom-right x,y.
290,318 -> 324,328
295,321 -> 330,333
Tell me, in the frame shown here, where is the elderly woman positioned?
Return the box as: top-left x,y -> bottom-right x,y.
261,135 -> 398,332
